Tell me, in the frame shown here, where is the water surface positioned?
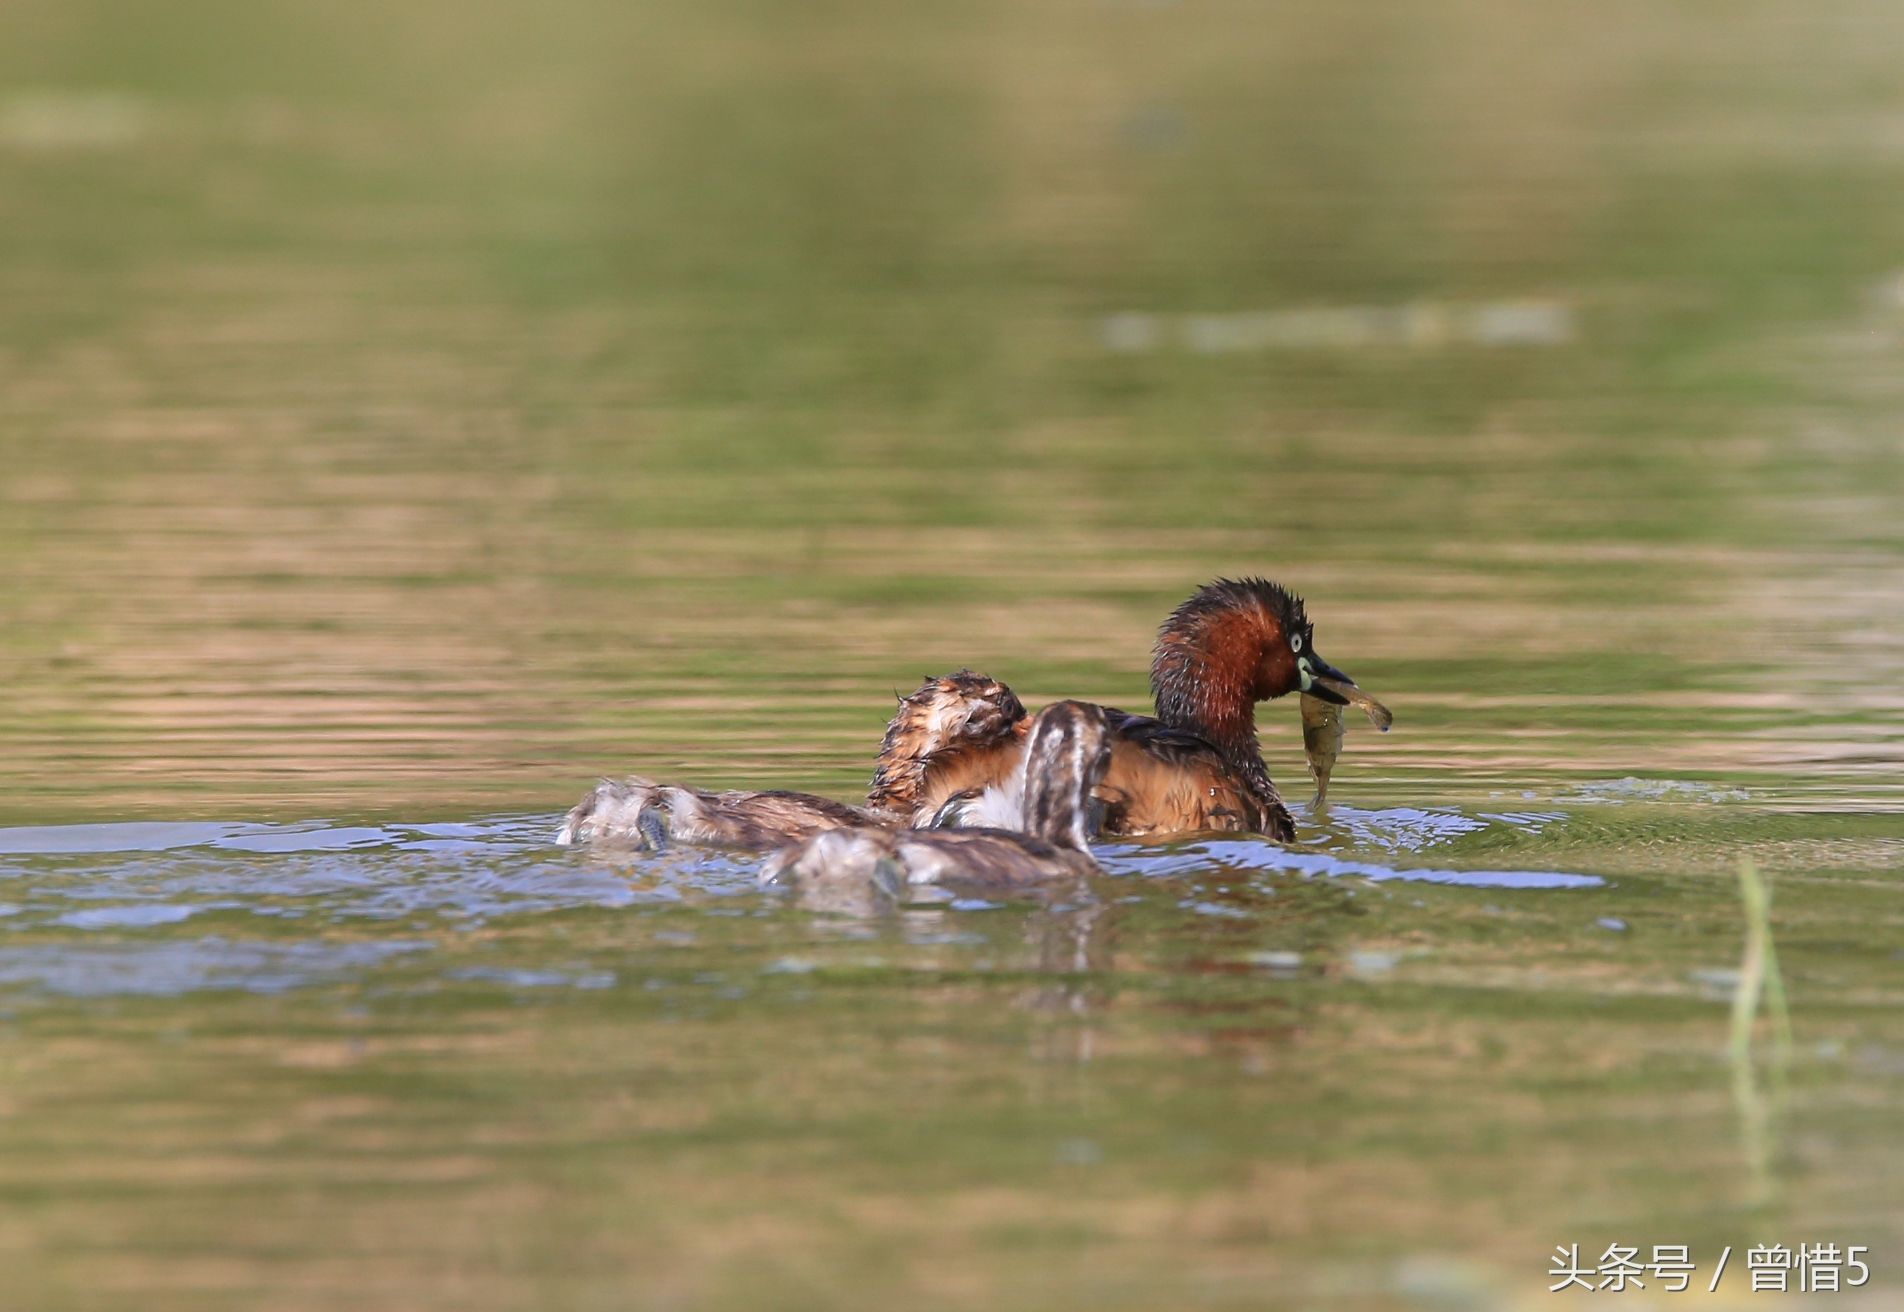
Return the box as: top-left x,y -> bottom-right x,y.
3,0 -> 1902,1307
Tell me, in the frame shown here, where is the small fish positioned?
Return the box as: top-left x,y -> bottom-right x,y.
1301,676 -> 1392,808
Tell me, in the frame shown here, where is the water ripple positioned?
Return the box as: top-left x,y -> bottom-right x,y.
0,807 -> 1601,1002
1110,827 -> 1604,890
0,938 -> 430,998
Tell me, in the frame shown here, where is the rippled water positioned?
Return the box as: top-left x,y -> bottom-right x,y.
5,0 -> 1904,1308
0,807 -> 1608,1003
7,791 -> 1901,1309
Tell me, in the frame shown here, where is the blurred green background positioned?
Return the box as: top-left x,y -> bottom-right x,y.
2,3 -> 1902,1310
3,0 -> 1900,820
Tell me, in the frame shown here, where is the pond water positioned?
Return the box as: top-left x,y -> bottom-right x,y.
3,1 -> 1903,1308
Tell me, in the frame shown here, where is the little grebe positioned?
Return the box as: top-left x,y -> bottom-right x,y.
866,670 -> 1029,818
554,669 -> 1027,848
925,578 -> 1356,842
761,700 -> 1110,898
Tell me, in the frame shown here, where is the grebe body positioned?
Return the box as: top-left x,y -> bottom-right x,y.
762,700 -> 1111,900
555,670 -> 1027,849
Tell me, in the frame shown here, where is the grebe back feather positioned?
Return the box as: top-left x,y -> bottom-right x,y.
762,701 -> 1112,901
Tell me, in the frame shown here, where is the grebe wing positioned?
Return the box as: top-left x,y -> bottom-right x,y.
907,726 -> 1029,826
704,790 -> 883,848
1094,710 -> 1278,838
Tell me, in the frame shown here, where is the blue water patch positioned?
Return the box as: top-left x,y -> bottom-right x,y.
0,937 -> 431,998
0,804 -> 1605,1015
0,815 -> 655,926
55,903 -> 203,930
0,821 -> 248,855
1106,809 -> 1605,890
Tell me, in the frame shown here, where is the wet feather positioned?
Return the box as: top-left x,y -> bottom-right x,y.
764,701 -> 1112,907
558,669 -> 1026,849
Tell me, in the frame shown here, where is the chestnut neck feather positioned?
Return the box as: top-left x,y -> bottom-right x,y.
1151,586 -> 1295,768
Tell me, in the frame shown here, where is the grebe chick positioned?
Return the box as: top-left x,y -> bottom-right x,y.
555,776 -> 877,850
762,700 -> 1111,901
554,669 -> 1029,849
930,578 -> 1357,842
866,670 -> 1029,822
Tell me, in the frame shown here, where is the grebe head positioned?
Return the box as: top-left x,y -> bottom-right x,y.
1152,578 -> 1356,744
936,670 -> 1028,742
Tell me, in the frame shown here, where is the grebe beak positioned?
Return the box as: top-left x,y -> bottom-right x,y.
1298,650 -> 1355,703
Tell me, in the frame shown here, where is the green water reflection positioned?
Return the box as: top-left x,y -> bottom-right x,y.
1,0 -> 1901,1307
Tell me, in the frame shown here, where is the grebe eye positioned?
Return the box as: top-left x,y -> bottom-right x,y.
1290,631 -> 1304,653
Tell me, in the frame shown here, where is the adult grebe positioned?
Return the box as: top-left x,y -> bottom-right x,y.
925,578 -> 1360,842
